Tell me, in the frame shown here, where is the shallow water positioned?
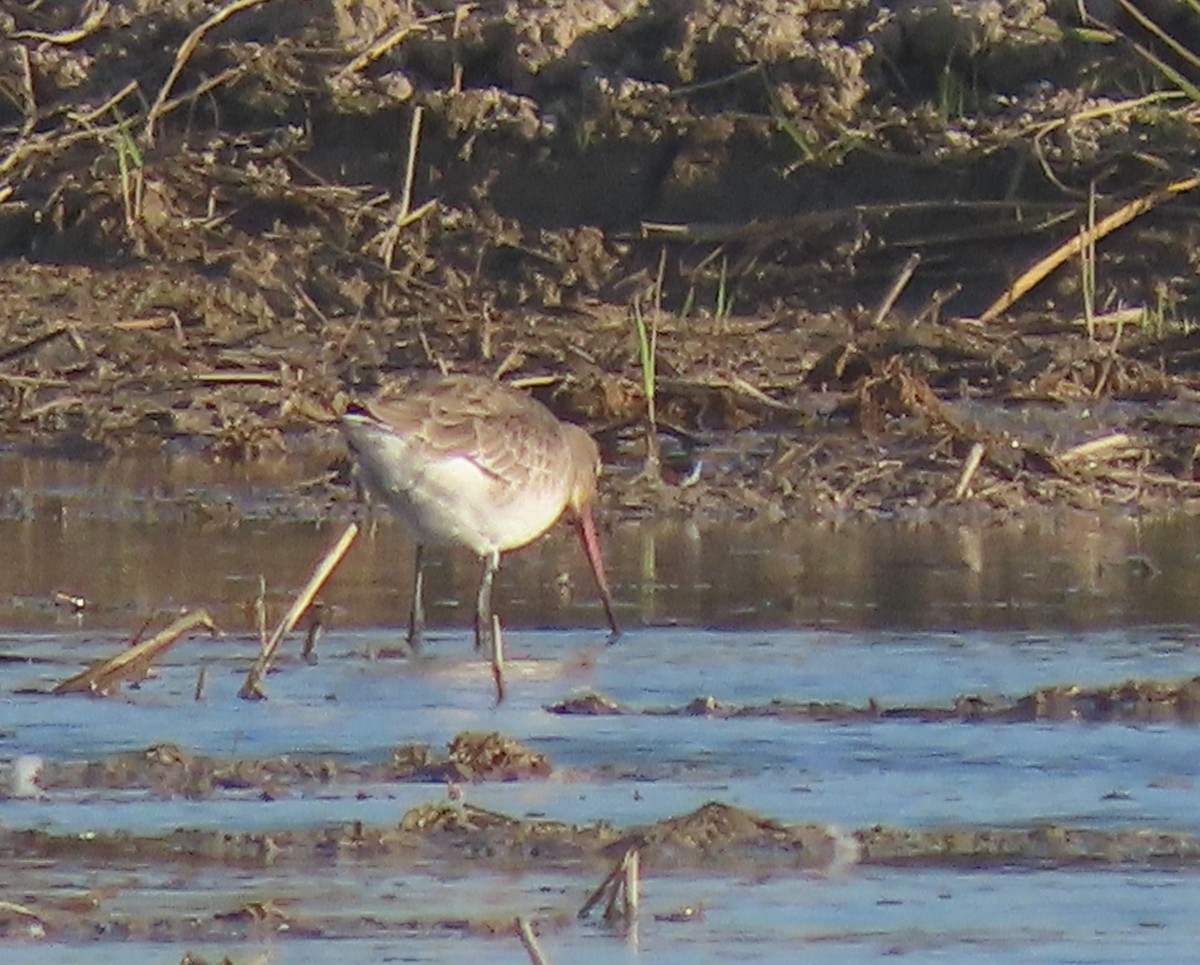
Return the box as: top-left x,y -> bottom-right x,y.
4,454 -> 1200,961
7,865 -> 1200,964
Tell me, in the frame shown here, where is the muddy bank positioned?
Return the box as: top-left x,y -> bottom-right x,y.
1,2 -> 1199,519
20,669 -> 1200,797
31,732 -> 551,798
3,799 -> 1200,944
552,675 -> 1200,723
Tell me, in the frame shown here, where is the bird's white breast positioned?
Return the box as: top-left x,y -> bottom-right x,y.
344,415 -> 570,556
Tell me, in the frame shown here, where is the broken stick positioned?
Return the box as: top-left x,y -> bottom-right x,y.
492,613 -> 506,705
239,522 -> 358,700
54,610 -> 217,696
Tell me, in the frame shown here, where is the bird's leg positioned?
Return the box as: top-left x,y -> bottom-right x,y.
407,543 -> 426,654
475,550 -> 500,655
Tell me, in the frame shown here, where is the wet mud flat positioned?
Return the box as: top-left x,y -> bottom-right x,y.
4,1 -> 1200,959
4,797 -> 1200,947
1,2 -> 1200,521
7,729 -> 1200,950
7,615 -> 1200,960
1,467 -> 1200,959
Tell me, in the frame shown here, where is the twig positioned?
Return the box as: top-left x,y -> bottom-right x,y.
158,62 -> 252,128
375,108 -> 430,270
1057,432 -> 1136,463
301,602 -> 325,664
399,105 -> 424,222
254,574 -> 268,648
579,847 -> 641,924
913,283 -> 961,326
726,376 -> 802,413
12,2 -> 110,43
194,371 -> 284,385
377,198 -> 438,269
396,198 -> 437,230
868,252 -> 920,327
623,848 -> 640,921
515,917 -> 552,965
239,523 -> 359,700
336,10 -> 463,77
1117,0 -> 1200,73
1066,307 -> 1144,330
491,613 -> 506,704
1023,90 -> 1183,143
22,396 -> 84,421
647,248 -> 665,477
0,325 -> 70,364
112,315 -> 179,332
658,375 -> 804,415
69,80 -> 141,127
952,441 -> 986,500
977,176 -> 1200,322
54,610 -> 218,696
14,45 -> 36,139
3,82 -> 137,178
578,860 -> 619,919
451,6 -> 471,94
53,590 -> 86,612
143,0 -> 274,145
1,118 -> 124,178
0,900 -> 43,927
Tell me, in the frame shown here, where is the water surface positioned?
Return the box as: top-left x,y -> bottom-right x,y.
2,454 -> 1200,962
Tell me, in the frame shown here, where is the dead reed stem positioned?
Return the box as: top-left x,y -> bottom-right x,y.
1058,432 -> 1137,463
515,917 -> 551,965
578,847 -> 641,925
978,176 -> 1200,322
869,252 -> 920,327
54,610 -> 217,696
491,613 -> 506,704
952,441 -> 986,500
239,523 -> 359,700
399,105 -> 424,221
143,0 -> 274,145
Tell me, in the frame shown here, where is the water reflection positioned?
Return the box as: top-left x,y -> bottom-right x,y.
0,452 -> 1196,634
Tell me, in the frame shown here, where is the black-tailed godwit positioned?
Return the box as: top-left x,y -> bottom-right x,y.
342,374 -> 620,652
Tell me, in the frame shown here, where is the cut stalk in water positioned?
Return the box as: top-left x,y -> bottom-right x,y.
239,522 -> 358,700
633,258 -> 661,482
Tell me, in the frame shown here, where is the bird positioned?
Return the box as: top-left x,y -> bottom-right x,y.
341,374 -> 620,653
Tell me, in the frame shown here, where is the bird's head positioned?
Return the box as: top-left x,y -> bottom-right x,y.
563,424 -> 602,513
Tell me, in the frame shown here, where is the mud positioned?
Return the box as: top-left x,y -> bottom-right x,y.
28,732 -> 550,799
1,1 -> 1199,519
2,797 -> 1199,945
8,797 -> 1196,878
3,3 -> 1200,955
550,675 -> 1200,723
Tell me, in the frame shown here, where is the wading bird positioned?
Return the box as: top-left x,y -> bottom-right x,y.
342,374 -> 620,653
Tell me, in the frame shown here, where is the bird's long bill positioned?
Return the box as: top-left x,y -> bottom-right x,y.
574,504 -> 620,640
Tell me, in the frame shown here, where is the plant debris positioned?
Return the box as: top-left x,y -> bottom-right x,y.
36,732 -> 551,798
0,1 -> 1198,521
548,676 -> 1200,724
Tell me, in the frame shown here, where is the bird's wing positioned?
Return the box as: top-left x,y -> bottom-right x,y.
360,377 -> 565,492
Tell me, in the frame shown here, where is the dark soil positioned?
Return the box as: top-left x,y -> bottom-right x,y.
31,731 -> 553,797
2,0 -> 1200,519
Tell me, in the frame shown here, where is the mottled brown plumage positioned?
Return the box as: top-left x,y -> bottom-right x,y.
342,375 -> 619,652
